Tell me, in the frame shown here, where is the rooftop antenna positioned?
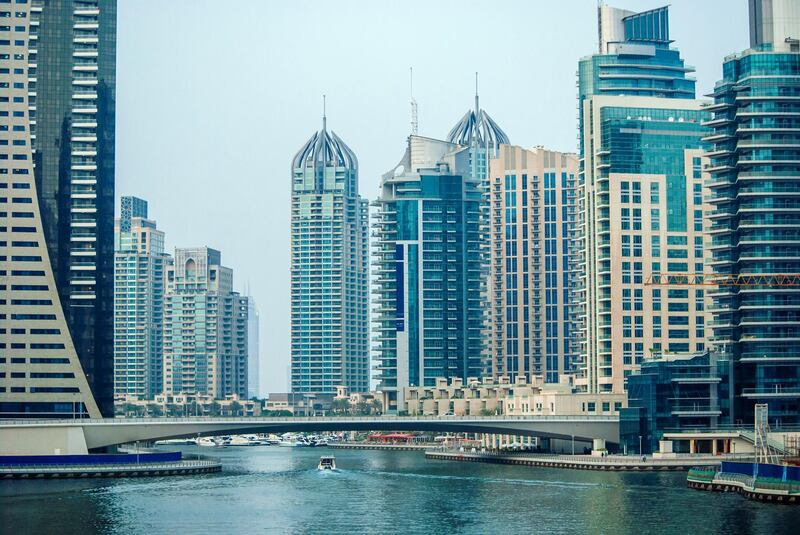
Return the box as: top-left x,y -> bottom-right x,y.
322,94 -> 327,131
410,67 -> 418,135
475,71 -> 479,114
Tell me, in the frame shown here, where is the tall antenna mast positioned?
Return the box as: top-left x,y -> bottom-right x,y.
322,94 -> 327,131
410,67 -> 418,135
475,71 -> 479,114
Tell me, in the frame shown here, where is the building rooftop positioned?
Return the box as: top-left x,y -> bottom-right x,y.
292,116 -> 357,170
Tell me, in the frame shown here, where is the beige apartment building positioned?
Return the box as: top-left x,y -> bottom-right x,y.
397,376 -> 625,417
575,95 -> 712,394
487,146 -> 579,384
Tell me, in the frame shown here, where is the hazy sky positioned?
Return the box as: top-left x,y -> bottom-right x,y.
116,0 -> 749,395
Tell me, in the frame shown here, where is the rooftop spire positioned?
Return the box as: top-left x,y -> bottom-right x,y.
322,94 -> 327,132
410,67 -> 418,135
474,71 -> 479,114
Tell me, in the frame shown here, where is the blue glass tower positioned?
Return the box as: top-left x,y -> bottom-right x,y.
705,0 -> 800,425
579,5 -> 696,158
373,136 -> 483,412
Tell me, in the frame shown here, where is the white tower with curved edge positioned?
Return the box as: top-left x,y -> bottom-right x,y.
0,4 -> 100,418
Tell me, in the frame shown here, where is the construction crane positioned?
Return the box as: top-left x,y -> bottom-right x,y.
644,273 -> 800,287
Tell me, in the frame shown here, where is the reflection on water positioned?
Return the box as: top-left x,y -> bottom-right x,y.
2,447 -> 799,534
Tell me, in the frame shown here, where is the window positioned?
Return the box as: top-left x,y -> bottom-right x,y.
650,182 -> 660,203
632,182 -> 641,203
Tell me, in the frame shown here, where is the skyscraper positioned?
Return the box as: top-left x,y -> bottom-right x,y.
447,88 -> 509,378
705,0 -> 800,425
575,5 -> 711,394
487,146 -> 578,383
373,135 -> 483,411
162,247 -> 248,399
29,0 -> 117,415
290,116 -> 369,395
113,197 -> 167,400
0,4 -> 101,418
247,295 -> 260,399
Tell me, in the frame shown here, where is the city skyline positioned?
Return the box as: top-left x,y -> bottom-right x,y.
115,0 -> 749,393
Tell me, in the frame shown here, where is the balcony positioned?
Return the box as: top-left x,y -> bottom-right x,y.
740,386 -> 800,398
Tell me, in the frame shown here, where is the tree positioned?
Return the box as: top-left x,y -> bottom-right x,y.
331,398 -> 350,415
230,401 -> 243,416
352,401 -> 371,416
370,399 -> 383,415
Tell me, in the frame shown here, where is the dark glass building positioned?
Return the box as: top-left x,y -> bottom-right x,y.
704,0 -> 800,426
621,352 -> 730,453
29,0 -> 117,416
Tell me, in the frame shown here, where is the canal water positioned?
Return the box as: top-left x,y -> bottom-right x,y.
2,447 -> 799,534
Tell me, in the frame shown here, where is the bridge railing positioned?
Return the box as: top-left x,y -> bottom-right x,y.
0,414 -> 620,426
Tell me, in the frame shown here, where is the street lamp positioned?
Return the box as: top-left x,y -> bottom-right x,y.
571,434 -> 575,455
639,435 -> 643,456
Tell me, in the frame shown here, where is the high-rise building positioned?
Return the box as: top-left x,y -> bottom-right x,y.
163,247 -> 248,399
446,89 -> 510,378
113,197 -> 167,400
119,196 -> 147,233
0,4 -> 101,418
28,0 -> 117,416
487,146 -> 578,383
575,5 -> 711,394
246,295 -> 260,399
373,135 -> 483,411
705,0 -> 800,425
290,116 -> 369,395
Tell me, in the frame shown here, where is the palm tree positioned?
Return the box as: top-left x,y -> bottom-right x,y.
331,398 -> 350,415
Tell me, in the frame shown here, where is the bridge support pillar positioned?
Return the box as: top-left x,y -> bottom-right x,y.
591,438 -> 607,456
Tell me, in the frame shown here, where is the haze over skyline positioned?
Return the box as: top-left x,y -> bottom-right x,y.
116,0 -> 749,394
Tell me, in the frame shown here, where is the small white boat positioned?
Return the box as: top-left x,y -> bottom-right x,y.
228,435 -> 253,446
197,437 -> 218,447
317,456 -> 336,471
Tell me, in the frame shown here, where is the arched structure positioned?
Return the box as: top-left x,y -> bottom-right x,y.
0,416 -> 619,455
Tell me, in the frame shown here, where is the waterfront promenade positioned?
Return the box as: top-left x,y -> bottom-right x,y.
425,450 -> 751,471
0,457 -> 220,479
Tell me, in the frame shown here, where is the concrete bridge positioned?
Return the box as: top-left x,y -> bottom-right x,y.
0,415 -> 619,455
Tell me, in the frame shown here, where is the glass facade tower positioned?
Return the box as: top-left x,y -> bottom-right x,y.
373,136 -> 483,411
575,5 -> 712,394
705,0 -> 800,425
28,0 -> 117,415
290,118 -> 369,395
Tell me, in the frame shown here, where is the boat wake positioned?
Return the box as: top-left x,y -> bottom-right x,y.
357,470 -> 608,489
